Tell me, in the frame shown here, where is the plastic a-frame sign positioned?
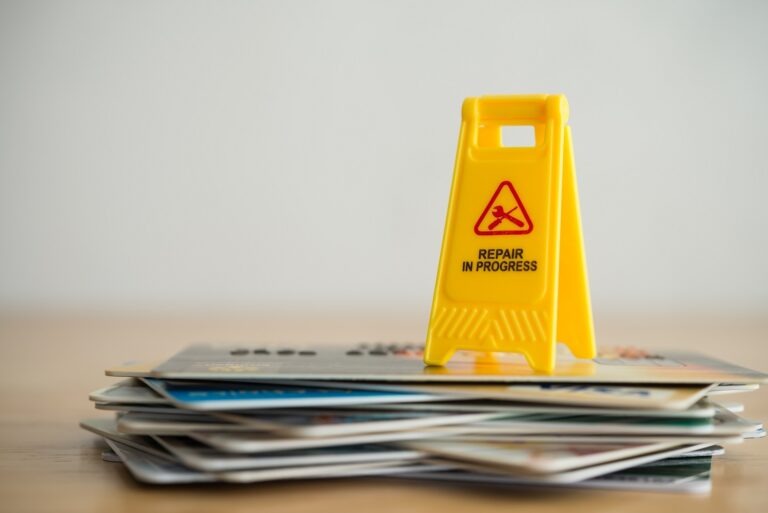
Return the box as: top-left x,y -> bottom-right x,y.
425,94 -> 595,373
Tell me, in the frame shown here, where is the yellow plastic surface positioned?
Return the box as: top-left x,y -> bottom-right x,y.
425,94 -> 595,373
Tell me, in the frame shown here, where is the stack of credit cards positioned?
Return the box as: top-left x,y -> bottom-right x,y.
82,344 -> 768,493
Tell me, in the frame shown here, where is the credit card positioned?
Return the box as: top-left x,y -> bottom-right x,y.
90,379 -> 167,404
115,409 -> 503,438
417,442 -> 714,484
438,405 -> 759,436
191,428 -> 462,454
117,412 -> 262,435
708,383 -> 760,395
400,457 -> 712,494
87,417 -> 427,472
80,418 -> 177,461
151,344 -> 768,384
295,381 -> 715,410
153,435 -> 422,472
104,440 -> 446,484
213,409 -> 504,438
142,378 -> 453,410
404,439 -> 678,474
338,399 -> 717,418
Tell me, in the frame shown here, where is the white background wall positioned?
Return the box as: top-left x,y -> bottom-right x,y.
1,0 -> 766,315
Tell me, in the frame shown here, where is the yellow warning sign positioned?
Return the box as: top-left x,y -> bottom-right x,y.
425,94 -> 595,373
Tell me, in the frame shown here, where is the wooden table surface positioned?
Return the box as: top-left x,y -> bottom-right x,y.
1,313 -> 766,513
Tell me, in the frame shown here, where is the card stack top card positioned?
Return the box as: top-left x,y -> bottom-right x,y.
150,343 -> 768,384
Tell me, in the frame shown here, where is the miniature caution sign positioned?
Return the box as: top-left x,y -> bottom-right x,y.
425,94 -> 595,373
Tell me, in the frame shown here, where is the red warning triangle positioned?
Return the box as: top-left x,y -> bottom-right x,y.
474,181 -> 533,236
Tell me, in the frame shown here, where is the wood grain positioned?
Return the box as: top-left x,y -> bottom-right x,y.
1,314 -> 766,513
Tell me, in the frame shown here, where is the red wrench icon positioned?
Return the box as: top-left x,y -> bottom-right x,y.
488,205 -> 524,230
